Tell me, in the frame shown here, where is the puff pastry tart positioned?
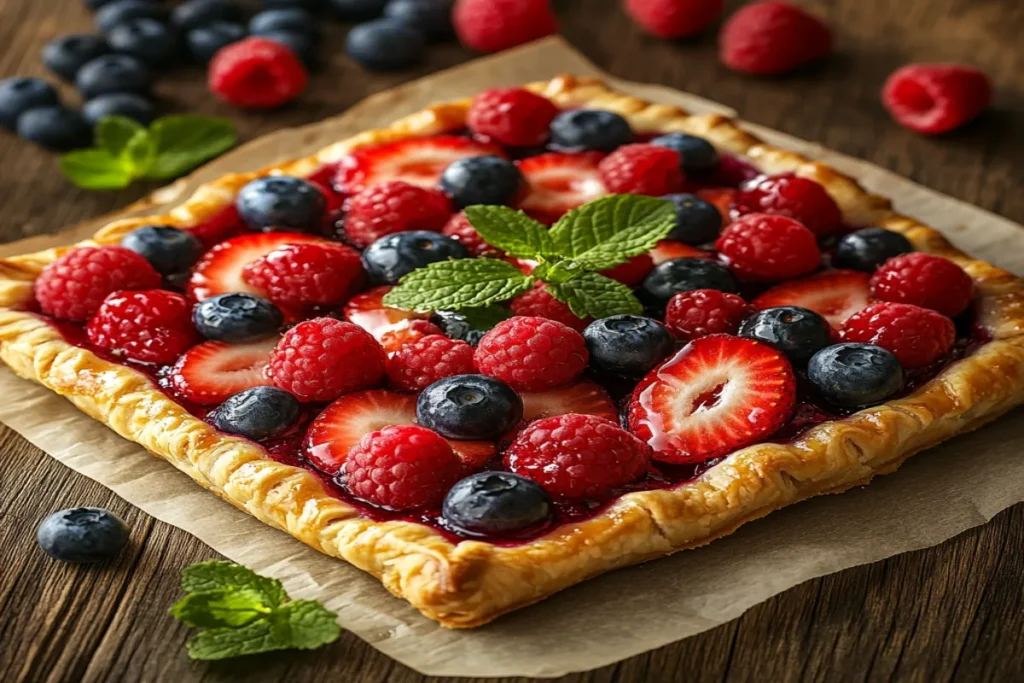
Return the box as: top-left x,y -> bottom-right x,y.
2,75 -> 1024,629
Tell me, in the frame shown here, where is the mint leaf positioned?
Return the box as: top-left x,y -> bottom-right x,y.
59,150 -> 133,190
463,205 -> 555,258
185,603 -> 340,661
96,116 -> 146,157
383,259 -> 534,312
547,272 -> 644,319
146,115 -> 237,180
180,560 -> 286,606
122,131 -> 155,176
186,619 -> 278,661
171,588 -> 272,629
269,600 -> 342,650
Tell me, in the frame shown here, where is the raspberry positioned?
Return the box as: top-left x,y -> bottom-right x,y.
626,0 -> 725,39
719,1 -> 832,75
475,316 -> 589,391
600,253 -> 655,287
242,242 -> 364,308
86,290 -> 199,364
733,174 -> 842,236
509,287 -> 590,332
34,246 -> 161,322
882,64 -> 992,135
840,302 -> 955,369
386,334 -> 475,392
267,317 -> 386,402
379,320 -> 444,355
504,414 -> 650,499
453,0 -> 558,53
598,143 -> 684,196
869,252 -> 973,317
467,88 -> 559,147
343,181 -> 451,249
208,37 -> 307,109
441,211 -> 495,256
715,213 -> 821,282
343,425 -> 462,510
664,289 -> 751,342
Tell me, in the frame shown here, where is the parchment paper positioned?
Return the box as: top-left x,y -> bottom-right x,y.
2,38 -> 1023,678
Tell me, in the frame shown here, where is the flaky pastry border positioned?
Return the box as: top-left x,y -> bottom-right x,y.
2,76 -> 1024,629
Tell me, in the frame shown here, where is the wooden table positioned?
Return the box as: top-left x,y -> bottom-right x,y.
2,0 -> 1022,681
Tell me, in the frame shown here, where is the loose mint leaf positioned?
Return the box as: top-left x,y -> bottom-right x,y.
268,600 -> 342,650
146,115 -> 237,180
186,618 -> 279,661
170,588 -> 272,629
547,272 -> 644,319
96,115 -> 147,157
463,205 -> 556,258
59,150 -> 133,190
181,560 -> 286,606
383,259 -> 534,312
121,130 -> 155,176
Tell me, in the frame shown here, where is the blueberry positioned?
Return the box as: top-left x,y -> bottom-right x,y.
650,133 -> 720,175
17,107 -> 92,152
236,176 -> 327,232
0,78 -> 60,130
832,227 -> 913,273
345,19 -> 425,71
638,258 -> 738,310
550,109 -> 633,152
107,18 -> 181,68
172,0 -> 243,32
327,0 -> 388,20
82,92 -> 156,126
212,386 -> 301,441
95,0 -> 170,33
362,231 -> 468,286
260,31 -> 318,66
738,306 -> 833,365
417,374 -> 523,440
429,306 -> 509,346
663,193 -> 722,246
85,0 -> 128,8
442,472 -> 551,537
264,0 -> 323,8
75,54 -> 152,99
37,507 -> 129,563
808,343 -> 903,408
439,156 -> 523,209
121,225 -> 204,275
42,34 -> 112,82
250,8 -> 318,37
186,21 -> 246,63
383,0 -> 452,41
583,315 -> 675,379
193,293 -> 283,343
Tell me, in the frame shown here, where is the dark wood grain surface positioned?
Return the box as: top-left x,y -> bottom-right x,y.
2,1 -> 1023,681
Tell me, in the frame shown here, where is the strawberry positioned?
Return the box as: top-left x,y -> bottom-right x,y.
752,269 -> 871,329
600,253 -> 655,287
168,338 -> 277,405
515,152 -> 608,224
342,285 -> 430,342
648,239 -> 709,265
520,380 -> 618,423
628,334 -> 796,463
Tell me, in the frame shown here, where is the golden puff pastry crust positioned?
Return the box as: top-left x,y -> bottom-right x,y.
2,75 -> 1024,628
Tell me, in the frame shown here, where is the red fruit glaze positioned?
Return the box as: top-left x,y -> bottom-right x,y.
752,269 -> 871,329
719,1 -> 832,75
35,246 -> 161,322
649,239 -> 709,265
598,144 -> 685,196
379,319 -> 443,356
343,181 -> 452,248
242,242 -> 364,308
170,338 -> 277,405
626,0 -> 725,39
342,286 -> 430,342
86,290 -> 198,364
733,174 -> 842,236
467,88 -> 559,147
386,334 -> 475,392
715,213 -> 821,282
516,152 -> 607,224
475,316 -> 589,391
208,37 -> 307,109
869,252 -> 973,317
841,302 -> 956,368
453,0 -> 558,53
519,380 -> 618,423
664,289 -> 750,342
509,287 -> 590,332
882,64 -> 992,135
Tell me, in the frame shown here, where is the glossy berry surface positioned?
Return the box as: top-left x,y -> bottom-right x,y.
509,287 -> 589,332
172,0 -> 244,32
452,0 -> 558,53
840,302 -> 955,369
249,8 -> 317,36
719,0 -> 832,75
0,77 -> 60,129
37,508 -> 129,563
663,193 -> 722,245
416,373 -> 523,440
441,212 -> 493,256
440,156 -> 523,208
583,315 -> 675,379
738,305 -> 833,365
598,144 -> 684,196
86,290 -> 198,364
429,307 -> 508,346
832,227 -> 913,272
345,19 -> 425,71
715,213 -> 821,282
664,289 -> 750,342
733,174 -> 842,236
236,176 -> 326,232
869,252 -> 973,318
327,0 -> 388,20
387,335 -> 476,393
243,241 -> 364,307
882,63 -> 992,135
95,0 -> 170,33
639,257 -> 739,310
75,54 -> 152,99
42,34 -> 111,82
549,109 -> 633,152
82,92 -> 156,125
384,0 -> 453,40
192,292 -> 283,343
442,472 -> 552,537
650,133 -> 720,175
212,385 -> 301,441
807,343 -> 904,408
467,88 -> 558,147
186,21 -> 247,63
35,246 -> 161,322
121,225 -> 204,276
361,231 -> 468,286
107,18 -> 181,68
475,316 -> 589,392
209,37 -> 308,108
626,0 -> 724,39
344,181 -> 452,248
16,107 -> 92,152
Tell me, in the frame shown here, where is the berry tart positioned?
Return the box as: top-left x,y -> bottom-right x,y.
1,76 -> 1023,628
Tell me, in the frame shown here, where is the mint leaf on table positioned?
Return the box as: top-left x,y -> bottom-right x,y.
383,258 -> 535,312
185,601 -> 340,661
463,205 -> 556,258
548,272 -> 645,319
171,588 -> 273,629
180,560 -> 286,606
146,115 -> 237,180
59,150 -> 135,190
96,116 -> 146,158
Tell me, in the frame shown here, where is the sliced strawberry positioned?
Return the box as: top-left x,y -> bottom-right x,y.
752,269 -> 871,329
521,380 -> 618,423
600,253 -> 655,287
342,286 -> 430,343
516,152 -> 608,224
334,136 -> 505,194
169,338 -> 277,406
648,239 -> 710,265
628,334 -> 796,464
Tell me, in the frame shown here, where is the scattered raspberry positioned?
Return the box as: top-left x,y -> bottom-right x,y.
598,143 -> 684,196
475,316 -> 589,391
626,0 -> 725,39
732,173 -> 841,236
242,242 -> 364,309
453,0 -> 558,53
441,211 -> 495,256
379,319 -> 444,355
343,181 -> 451,249
869,252 -> 973,317
600,253 -> 655,287
467,88 -> 559,147
267,317 -> 386,402
386,334 -> 476,392
343,425 -> 462,510
509,287 -> 590,332
840,302 -> 955,369
664,289 -> 751,342
504,414 -> 650,499
86,290 -> 198,365
34,246 -> 161,322
719,1 -> 832,75
882,64 -> 992,135
715,213 -> 821,282
208,37 -> 307,109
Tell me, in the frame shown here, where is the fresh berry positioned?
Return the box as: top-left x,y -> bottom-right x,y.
384,0 -> 453,41
505,414 -> 650,499
16,107 -> 92,152
0,78 -> 60,130
212,385 -> 300,441
600,253 -> 655,287
209,37 -> 307,108
416,373 -> 523,439
648,239 -> 708,265
715,213 -> 821,282
327,0 -> 388,20
378,319 -> 443,355
752,269 -> 870,329
37,508 -> 129,563
345,19 -> 425,71
249,8 -> 317,36
869,252 -> 973,317
515,152 -> 607,223
664,289 -> 750,341
807,343 -> 903,408
170,338 -> 277,405
268,318 -> 386,401
598,143 -> 684,196
42,35 -> 111,82
186,21 -> 247,63
509,287 -> 590,332
82,92 -> 156,126
439,156 -> 523,208
719,1 -> 832,75
75,54 -> 152,99
441,211 -> 494,256
442,472 -> 551,537
452,0 -> 558,53
627,0 -> 724,38
429,306 -> 509,346
519,380 -> 618,423
107,18 -> 180,68
663,193 -> 722,245
549,109 -> 633,152
173,0 -> 244,32
120,225 -> 204,276
738,306 -> 833,365
840,302 -> 955,369
192,293 -> 283,343
832,227 -> 913,273
343,285 -> 430,342
387,335 -> 476,392
86,290 -> 198,364
95,0 -> 169,33
696,187 -> 737,219
650,133 -> 720,176
345,182 -> 452,249
236,176 -> 326,232
242,241 -> 363,308
361,230 -> 468,286
260,30 -> 317,67
638,257 -> 738,310
475,316 -> 589,391
733,174 -> 842,236
188,232 -> 326,301
467,87 -> 558,147
628,334 -> 796,463
882,64 -> 992,135
583,315 -> 675,378
35,246 -> 161,322
343,424 -> 462,510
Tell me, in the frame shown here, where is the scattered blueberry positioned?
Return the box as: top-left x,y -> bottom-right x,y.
17,107 -> 92,152
383,0 -> 452,41
638,258 -> 739,310
193,293 -> 283,343
264,0 -> 323,8
650,133 -> 720,175
442,472 -> 552,537
0,77 -> 59,130
583,315 -> 675,379
440,156 -> 523,208
250,8 -> 318,37
236,176 -> 327,232
550,109 -> 633,152
107,18 -> 181,68
417,374 -> 524,440
260,31 -> 318,66
75,54 -> 152,99
42,34 -> 111,82
738,306 -> 833,365
37,507 -> 129,563
345,19 -> 425,71
171,0 -> 243,32
361,231 -> 468,285
85,0 -> 128,9
327,0 -> 388,20
121,225 -> 204,275
663,193 -> 722,245
832,227 -> 914,273
429,306 -> 509,346
808,343 -> 903,408
82,92 -> 156,125
186,21 -> 247,63
95,0 -> 170,34
212,386 -> 301,441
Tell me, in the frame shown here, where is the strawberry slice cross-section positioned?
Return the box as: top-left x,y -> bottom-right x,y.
169,338 -> 278,406
752,269 -> 871,329
515,152 -> 608,224
520,380 -> 619,423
